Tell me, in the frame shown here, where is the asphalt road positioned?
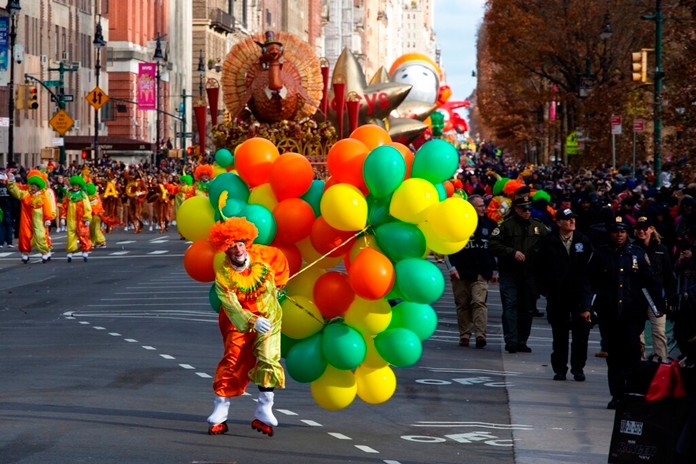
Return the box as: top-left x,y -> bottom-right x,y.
0,227 -> 615,464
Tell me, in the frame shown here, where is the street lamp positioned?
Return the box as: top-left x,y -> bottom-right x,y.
152,34 -> 165,164
6,0 -> 20,165
197,49 -> 205,99
93,15 -> 106,161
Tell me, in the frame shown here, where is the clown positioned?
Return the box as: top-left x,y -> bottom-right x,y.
194,164 -> 214,197
7,171 -> 55,263
62,175 -> 93,262
85,182 -> 106,248
206,217 -> 289,437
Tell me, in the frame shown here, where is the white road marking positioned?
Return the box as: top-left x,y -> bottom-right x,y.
109,251 -> 130,255
301,420 -> 322,426
124,339 -> 138,342
79,321 -> 90,325
115,240 -> 136,245
142,345 -> 156,350
179,364 -> 195,369
412,421 -> 534,431
147,250 -> 168,255
328,432 -> 351,439
93,326 -> 106,330
355,445 -> 379,453
276,409 -> 297,416
196,372 -> 212,379
108,332 -> 121,336
160,354 -> 175,360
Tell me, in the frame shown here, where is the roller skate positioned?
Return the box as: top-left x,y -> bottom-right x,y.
206,396 -> 230,435
251,391 -> 277,437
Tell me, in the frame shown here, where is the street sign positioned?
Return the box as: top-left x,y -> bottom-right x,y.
86,86 -> 109,110
44,80 -> 61,87
633,119 -> 645,133
49,109 -> 74,136
611,115 -> 622,135
63,95 -> 74,103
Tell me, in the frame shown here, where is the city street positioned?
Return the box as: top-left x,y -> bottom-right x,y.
1,228 -> 615,464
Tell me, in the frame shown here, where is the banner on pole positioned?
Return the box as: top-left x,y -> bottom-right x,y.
611,115 -> 622,135
137,62 -> 157,110
0,17 -> 9,87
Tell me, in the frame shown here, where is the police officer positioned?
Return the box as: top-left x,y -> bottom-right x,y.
536,208 -> 593,381
584,215 -> 664,409
447,195 -> 497,348
490,194 -> 549,353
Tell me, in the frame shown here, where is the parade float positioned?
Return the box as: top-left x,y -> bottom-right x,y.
179,31 -> 478,410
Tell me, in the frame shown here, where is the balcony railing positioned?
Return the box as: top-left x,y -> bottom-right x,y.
209,8 -> 234,34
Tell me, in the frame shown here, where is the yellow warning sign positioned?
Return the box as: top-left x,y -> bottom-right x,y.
86,86 -> 109,110
49,109 -> 75,136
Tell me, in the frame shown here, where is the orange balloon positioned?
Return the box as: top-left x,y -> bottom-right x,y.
349,124 -> 392,150
326,138 -> 369,188
270,152 -> 314,200
344,234 -> 380,271
310,216 -> 356,257
272,198 -> 315,244
443,180 -> 455,197
348,248 -> 394,300
273,242 -> 303,277
234,137 -> 279,187
313,271 -> 355,318
388,142 -> 414,179
183,240 -> 217,282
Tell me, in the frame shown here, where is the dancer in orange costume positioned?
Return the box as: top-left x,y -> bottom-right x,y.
206,217 -> 289,437
62,175 -> 93,263
101,171 -> 121,232
7,171 -> 55,263
85,182 -> 106,247
125,176 -> 146,233
194,164 -> 214,197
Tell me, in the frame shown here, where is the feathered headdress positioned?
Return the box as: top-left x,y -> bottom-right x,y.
208,217 -> 258,251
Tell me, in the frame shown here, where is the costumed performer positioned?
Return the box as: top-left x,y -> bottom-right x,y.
175,173 -> 194,239
206,217 -> 289,437
194,164 -> 214,197
85,182 -> 106,248
62,175 -> 93,262
7,171 -> 55,263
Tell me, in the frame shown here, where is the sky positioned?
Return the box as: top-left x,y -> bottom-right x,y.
433,0 -> 487,103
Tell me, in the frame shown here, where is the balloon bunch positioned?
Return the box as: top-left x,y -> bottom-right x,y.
177,124 -> 478,411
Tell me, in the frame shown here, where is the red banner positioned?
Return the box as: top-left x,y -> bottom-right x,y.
193,105 -> 207,156
137,63 -> 157,110
206,86 -> 219,127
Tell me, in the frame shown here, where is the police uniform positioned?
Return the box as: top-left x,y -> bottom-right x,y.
584,215 -> 664,408
489,195 -> 549,353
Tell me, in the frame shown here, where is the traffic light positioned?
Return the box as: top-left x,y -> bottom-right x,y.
14,83 -> 26,110
81,150 -> 88,160
185,146 -> 193,158
631,50 -> 648,83
27,85 -> 39,110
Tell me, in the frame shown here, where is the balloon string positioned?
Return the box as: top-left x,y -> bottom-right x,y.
283,294 -> 326,325
287,225 -> 369,283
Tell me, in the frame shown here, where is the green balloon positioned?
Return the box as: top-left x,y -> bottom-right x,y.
435,182 -> 447,201
208,172 -> 250,207
366,194 -> 394,227
285,332 -> 327,383
363,145 -> 406,198
374,221 -> 426,262
280,333 -> 298,359
301,179 -> 325,217
215,148 -> 234,168
220,197 -> 246,218
374,327 -> 423,367
533,189 -> 551,203
321,322 -> 367,370
208,284 -> 221,313
411,139 -> 459,184
389,301 -> 438,341
395,258 -> 445,304
240,204 -> 276,245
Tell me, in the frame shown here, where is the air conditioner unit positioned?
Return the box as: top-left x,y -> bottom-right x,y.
99,122 -> 106,132
40,55 -> 48,65
74,119 -> 81,130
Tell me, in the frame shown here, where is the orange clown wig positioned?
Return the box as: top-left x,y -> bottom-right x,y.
194,164 -> 215,181
208,217 -> 259,251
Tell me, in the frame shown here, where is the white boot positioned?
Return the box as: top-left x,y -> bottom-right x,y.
255,391 -> 278,426
207,395 -> 230,425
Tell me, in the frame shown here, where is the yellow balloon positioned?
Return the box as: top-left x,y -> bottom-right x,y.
248,182 -> 278,211
419,220 -> 469,255
213,251 -> 226,272
424,196 -> 478,243
362,335 -> 388,368
356,365 -> 397,404
286,262 -> 324,298
344,297 -> 392,335
320,183 -> 368,232
176,196 -> 216,241
389,178 -> 439,224
281,295 -> 325,339
310,365 -> 357,411
295,236 -> 343,270
212,163 -> 227,177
